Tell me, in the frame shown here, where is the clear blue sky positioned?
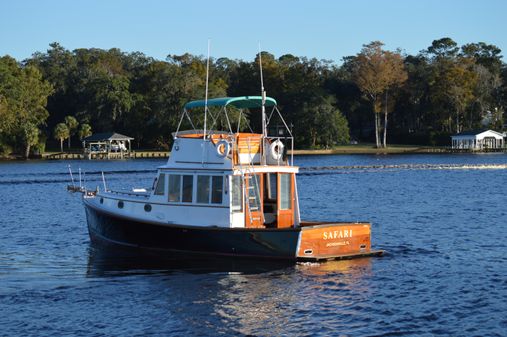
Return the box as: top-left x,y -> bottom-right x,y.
1,0 -> 505,63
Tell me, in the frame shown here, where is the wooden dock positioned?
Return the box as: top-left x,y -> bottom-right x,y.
43,151 -> 169,160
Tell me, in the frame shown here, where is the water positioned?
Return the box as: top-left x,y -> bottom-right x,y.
1,154 -> 506,336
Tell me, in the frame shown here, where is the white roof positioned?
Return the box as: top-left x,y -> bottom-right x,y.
451,129 -> 504,139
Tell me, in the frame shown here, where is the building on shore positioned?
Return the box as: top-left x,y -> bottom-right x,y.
82,132 -> 134,159
451,129 -> 505,151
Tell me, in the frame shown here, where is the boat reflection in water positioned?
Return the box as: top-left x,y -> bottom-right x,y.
86,240 -> 373,277
85,241 -> 374,335
85,241 -> 295,277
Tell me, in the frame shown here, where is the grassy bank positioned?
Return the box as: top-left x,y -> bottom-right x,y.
291,144 -> 448,155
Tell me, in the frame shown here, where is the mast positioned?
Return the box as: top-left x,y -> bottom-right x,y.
203,39 -> 210,140
259,44 -> 267,165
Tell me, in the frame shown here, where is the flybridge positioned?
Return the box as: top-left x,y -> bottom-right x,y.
174,95 -> 295,167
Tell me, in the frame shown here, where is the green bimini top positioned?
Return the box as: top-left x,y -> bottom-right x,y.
184,96 -> 277,110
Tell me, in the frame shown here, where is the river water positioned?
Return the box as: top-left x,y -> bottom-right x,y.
1,154 -> 506,336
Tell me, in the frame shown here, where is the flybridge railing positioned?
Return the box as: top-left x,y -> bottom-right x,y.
172,131 -> 293,166
230,134 -> 293,167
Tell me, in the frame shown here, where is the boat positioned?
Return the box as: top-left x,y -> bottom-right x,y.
77,95 -> 383,262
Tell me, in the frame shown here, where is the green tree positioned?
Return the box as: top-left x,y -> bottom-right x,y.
428,56 -> 478,133
22,123 -> 39,158
27,43 -> 77,132
306,98 -> 350,147
469,64 -> 502,129
0,95 -> 13,135
426,38 -> 459,60
461,42 -> 503,73
0,56 -> 53,156
64,115 -> 78,148
54,123 -> 69,152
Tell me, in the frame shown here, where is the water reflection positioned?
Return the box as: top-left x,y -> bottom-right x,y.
207,258 -> 374,335
85,243 -> 376,335
86,241 -> 374,278
85,242 -> 295,277
297,258 -> 372,276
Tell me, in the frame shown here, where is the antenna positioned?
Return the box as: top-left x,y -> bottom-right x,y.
259,43 -> 265,100
203,39 -> 211,139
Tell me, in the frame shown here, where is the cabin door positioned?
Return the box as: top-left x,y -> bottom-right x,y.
245,173 -> 264,228
277,173 -> 294,228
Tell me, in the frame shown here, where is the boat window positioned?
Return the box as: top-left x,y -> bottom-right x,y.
154,174 -> 165,196
168,174 -> 181,202
211,176 -> 223,204
231,176 -> 243,212
280,173 -> 292,210
197,175 -> 210,203
267,173 -> 277,200
182,175 -> 193,203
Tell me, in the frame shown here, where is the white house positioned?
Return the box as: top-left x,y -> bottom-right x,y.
451,129 -> 505,150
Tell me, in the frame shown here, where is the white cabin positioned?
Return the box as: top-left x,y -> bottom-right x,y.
451,129 -> 505,150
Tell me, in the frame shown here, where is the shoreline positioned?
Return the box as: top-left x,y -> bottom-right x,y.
291,145 -> 450,155
1,145 -> 505,161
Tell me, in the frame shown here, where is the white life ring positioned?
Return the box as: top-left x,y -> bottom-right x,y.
269,139 -> 284,161
216,140 -> 230,158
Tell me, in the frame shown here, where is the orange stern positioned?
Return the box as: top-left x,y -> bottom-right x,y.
297,222 -> 381,261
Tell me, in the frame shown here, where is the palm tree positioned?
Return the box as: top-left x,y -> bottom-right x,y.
54,123 -> 69,152
64,116 -> 79,149
78,123 -> 92,140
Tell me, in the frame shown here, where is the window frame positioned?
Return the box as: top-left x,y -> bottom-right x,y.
181,174 -> 194,203
196,174 -> 224,205
154,173 -> 166,196
279,173 -> 292,210
231,175 -> 243,213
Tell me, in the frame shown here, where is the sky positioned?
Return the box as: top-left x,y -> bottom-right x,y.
1,0 -> 506,63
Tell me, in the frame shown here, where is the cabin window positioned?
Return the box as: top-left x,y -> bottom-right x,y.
280,173 -> 292,210
168,174 -> 181,202
231,176 -> 243,212
211,176 -> 223,204
154,174 -> 165,196
267,173 -> 277,200
182,175 -> 193,203
196,175 -> 224,205
197,175 -> 210,203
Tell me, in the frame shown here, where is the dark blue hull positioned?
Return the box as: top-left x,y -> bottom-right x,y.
84,203 -> 301,260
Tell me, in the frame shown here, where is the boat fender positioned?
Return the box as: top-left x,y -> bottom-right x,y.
216,140 -> 230,158
269,139 -> 284,161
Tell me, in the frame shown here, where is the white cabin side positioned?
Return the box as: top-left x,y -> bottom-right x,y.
166,136 -> 234,170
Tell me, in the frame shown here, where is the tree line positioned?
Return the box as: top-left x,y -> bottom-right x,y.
0,38 -> 505,157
